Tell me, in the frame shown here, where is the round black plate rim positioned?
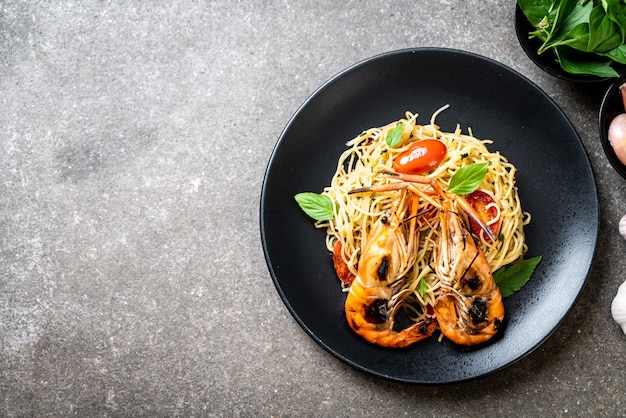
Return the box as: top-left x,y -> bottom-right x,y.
260,47 -> 599,384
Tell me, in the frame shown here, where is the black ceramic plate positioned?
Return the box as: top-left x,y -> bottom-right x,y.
260,48 -> 598,384
599,74 -> 626,179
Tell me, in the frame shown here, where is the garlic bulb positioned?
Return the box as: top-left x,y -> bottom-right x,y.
612,280 -> 626,335
608,82 -> 626,166
609,114 -> 626,165
620,215 -> 626,240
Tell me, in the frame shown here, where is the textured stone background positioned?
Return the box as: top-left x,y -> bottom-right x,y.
1,1 -> 625,416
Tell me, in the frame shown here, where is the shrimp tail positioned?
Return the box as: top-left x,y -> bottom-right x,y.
345,279 -> 436,348
434,291 -> 504,346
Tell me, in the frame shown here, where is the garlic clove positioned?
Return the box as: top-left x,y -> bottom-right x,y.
609,114 -> 626,166
608,82 -> 626,166
611,280 -> 626,335
620,214 -> 626,240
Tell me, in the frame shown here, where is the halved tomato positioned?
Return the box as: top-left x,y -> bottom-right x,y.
465,190 -> 501,240
392,139 -> 447,174
332,240 -> 355,285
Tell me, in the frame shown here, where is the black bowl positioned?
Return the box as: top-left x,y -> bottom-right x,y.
599,75 -> 626,179
514,4 -> 614,84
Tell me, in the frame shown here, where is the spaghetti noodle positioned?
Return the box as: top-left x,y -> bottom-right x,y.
312,106 -> 529,324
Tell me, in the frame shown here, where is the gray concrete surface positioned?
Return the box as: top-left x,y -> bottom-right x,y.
1,0 -> 625,416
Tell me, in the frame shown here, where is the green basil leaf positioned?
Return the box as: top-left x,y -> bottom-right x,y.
595,31 -> 622,53
556,46 -> 620,77
557,23 -> 591,52
537,0 -> 580,52
540,1 -> 593,52
588,4 -> 621,52
294,192 -> 334,221
493,256 -> 543,297
418,277 -> 428,297
601,0 -> 626,42
447,162 -> 489,195
385,122 -> 404,147
601,43 -> 626,64
562,0 -> 593,30
517,0 -> 554,27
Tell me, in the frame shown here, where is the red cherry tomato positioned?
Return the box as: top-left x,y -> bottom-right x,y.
392,139 -> 447,174
465,190 -> 501,240
332,240 -> 355,285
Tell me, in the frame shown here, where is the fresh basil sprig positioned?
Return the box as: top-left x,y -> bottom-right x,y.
418,277 -> 429,297
294,192 -> 335,221
493,256 -> 542,297
385,122 -> 404,147
447,162 -> 489,195
517,0 -> 626,78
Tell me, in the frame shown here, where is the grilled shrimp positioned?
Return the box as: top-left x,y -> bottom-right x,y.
344,197 -> 436,348
432,196 -> 505,346
347,172 -> 502,346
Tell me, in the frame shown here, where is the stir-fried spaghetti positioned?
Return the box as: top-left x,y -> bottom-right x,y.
312,106 -> 530,325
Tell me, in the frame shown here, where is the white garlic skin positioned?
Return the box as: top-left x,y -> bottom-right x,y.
620,214 -> 626,240
609,114 -> 626,165
611,280 -> 626,335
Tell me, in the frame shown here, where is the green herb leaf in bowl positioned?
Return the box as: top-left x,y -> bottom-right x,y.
518,0 -> 626,78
